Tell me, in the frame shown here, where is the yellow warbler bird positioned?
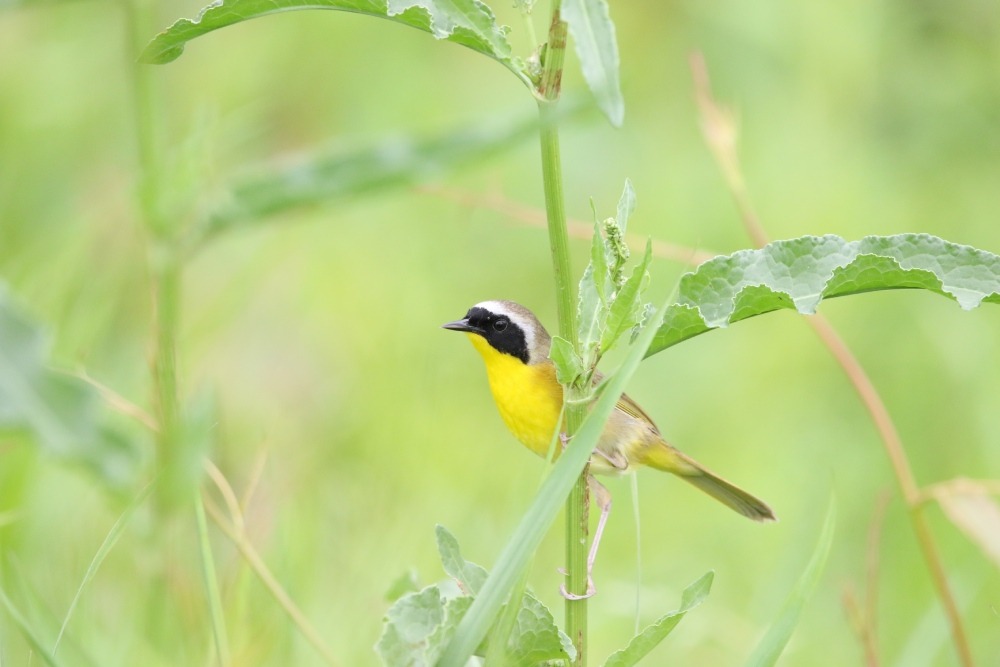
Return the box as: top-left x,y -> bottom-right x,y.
443,300 -> 775,594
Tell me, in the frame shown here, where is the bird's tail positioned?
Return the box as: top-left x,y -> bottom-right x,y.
640,444 -> 776,522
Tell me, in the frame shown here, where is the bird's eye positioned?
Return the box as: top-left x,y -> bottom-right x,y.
493,319 -> 508,332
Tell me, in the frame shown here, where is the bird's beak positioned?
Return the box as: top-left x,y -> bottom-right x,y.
442,317 -> 482,334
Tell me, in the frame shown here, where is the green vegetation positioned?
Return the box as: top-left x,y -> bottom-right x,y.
1,0 -> 999,665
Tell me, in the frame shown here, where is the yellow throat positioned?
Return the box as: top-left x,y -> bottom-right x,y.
467,333 -> 562,457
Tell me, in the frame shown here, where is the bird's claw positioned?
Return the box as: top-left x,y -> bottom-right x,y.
559,580 -> 596,600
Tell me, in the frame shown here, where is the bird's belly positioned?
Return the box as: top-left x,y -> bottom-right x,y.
485,362 -> 563,458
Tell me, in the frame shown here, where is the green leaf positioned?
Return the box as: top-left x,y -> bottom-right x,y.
139,0 -> 530,86
601,239 -> 651,351
615,179 -> 636,236
201,110 -> 541,241
0,289 -> 142,488
647,234 -> 1000,357
434,526 -> 572,664
745,499 -> 836,667
375,586 -> 449,666
576,264 -> 607,370
437,294 -> 672,667
505,591 -> 574,665
436,525 -> 488,596
549,335 -> 585,387
603,571 -> 714,667
562,0 -> 624,126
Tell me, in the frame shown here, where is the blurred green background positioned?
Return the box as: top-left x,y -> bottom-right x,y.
1,0 -> 999,665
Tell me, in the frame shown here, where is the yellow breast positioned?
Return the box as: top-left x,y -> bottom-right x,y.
468,333 -> 563,457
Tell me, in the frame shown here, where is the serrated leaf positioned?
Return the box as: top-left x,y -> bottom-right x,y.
0,289 -> 141,488
202,109 -> 540,241
647,234 -> 1000,357
549,335 -> 585,387
438,296 -> 672,667
601,238 -> 651,351
604,571 -> 714,667
745,499 -> 836,667
562,0 -> 623,126
433,526 -> 572,664
506,590 -> 574,665
376,586 -> 447,666
139,0 -> 530,86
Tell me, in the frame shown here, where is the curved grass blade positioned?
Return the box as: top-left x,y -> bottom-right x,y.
54,482 -> 154,654
437,295 -> 672,667
0,587 -> 70,667
139,0 -> 531,87
745,498 -> 836,667
647,234 -> 1000,357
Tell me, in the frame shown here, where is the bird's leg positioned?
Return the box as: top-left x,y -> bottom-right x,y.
560,475 -> 612,600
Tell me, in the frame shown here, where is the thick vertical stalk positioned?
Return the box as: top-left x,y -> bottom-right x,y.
537,8 -> 589,665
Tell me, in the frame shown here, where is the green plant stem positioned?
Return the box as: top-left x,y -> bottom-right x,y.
537,7 -> 589,665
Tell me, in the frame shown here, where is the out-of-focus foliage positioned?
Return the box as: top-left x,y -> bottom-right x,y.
1,0 -> 999,665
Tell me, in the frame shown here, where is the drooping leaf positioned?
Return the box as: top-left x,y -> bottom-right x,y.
139,0 -> 531,87
200,109 -> 542,241
603,571 -> 714,667
437,295 -> 672,667
745,499 -> 836,667
0,289 -> 142,488
647,234 -> 1000,357
562,0 -> 624,126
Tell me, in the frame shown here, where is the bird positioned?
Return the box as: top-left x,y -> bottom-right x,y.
442,299 -> 775,596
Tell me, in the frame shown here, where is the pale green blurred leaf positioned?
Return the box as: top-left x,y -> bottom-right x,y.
385,569 -> 422,602
603,571 -> 713,667
648,234 -> 1000,357
140,0 -> 530,87
0,289 -> 141,488
202,111 -> 541,241
562,0 -> 623,126
615,178 -> 635,236
745,499 -> 836,667
438,296 -> 671,667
